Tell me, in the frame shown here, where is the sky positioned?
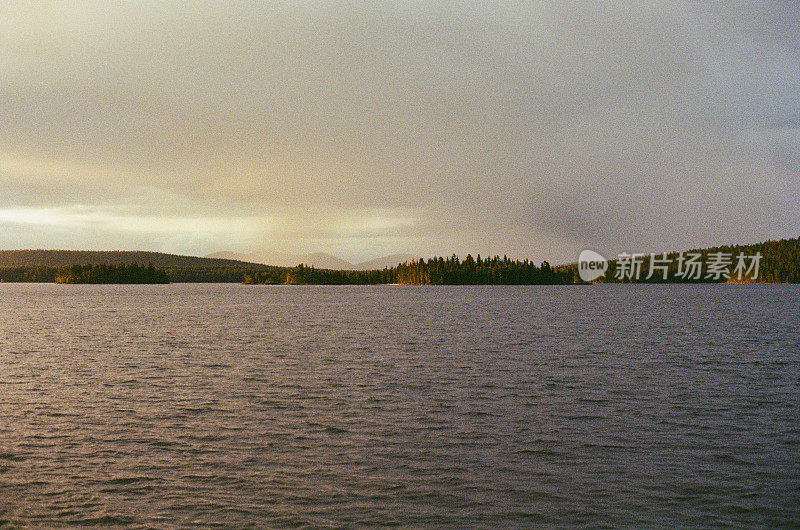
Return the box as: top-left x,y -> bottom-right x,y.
1,1 -> 799,264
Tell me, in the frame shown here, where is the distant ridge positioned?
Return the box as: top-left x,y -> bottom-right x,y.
206,251 -> 353,269
206,251 -> 419,270
355,253 -> 419,270
0,250 -> 264,269
0,237 -> 797,284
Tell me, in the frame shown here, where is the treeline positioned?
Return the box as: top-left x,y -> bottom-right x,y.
54,264 -> 170,284
168,266 -> 276,283
0,250 -> 260,269
0,264 -> 271,284
0,266 -> 58,283
0,237 -> 797,285
749,238 -> 800,283
244,264 -> 394,285
561,237 -> 800,283
392,255 -> 569,284
243,255 -> 570,285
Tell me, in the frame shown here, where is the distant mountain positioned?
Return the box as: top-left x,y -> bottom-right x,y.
0,250 -> 263,269
203,251 -> 244,262
304,253 -> 357,270
206,251 -> 352,269
355,254 -> 418,270
206,251 -> 419,270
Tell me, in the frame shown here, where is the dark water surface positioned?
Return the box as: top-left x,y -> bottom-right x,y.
0,284 -> 798,527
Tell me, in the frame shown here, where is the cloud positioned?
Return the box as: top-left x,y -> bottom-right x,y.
0,1 -> 798,262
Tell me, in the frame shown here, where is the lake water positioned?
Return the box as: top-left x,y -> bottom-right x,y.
0,283 -> 798,527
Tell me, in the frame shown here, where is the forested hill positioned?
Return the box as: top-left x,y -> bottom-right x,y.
557,236 -> 800,283
1,237 -> 798,284
0,250 -> 262,269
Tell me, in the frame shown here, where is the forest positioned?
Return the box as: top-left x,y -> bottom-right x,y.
54,264 -> 170,284
242,255 -> 568,285
559,237 -> 800,283
0,237 -> 797,285
0,249 -> 258,268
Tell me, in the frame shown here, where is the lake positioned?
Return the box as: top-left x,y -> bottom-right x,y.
0,283 -> 798,527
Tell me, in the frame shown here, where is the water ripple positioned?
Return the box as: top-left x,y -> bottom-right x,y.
0,283 -> 798,526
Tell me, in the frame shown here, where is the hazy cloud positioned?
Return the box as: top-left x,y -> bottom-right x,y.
1,1 -> 798,262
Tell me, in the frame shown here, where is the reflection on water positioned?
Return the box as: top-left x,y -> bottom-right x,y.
0,283 -> 798,526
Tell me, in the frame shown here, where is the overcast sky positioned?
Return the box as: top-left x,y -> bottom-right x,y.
1,1 -> 798,263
